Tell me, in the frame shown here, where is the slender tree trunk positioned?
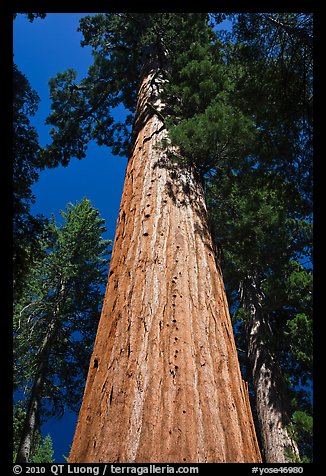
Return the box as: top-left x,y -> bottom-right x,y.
239,274 -> 300,463
16,281 -> 65,463
15,322 -> 54,463
69,48 -> 261,463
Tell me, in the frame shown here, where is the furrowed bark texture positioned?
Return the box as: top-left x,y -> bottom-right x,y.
240,275 -> 300,463
69,57 -> 261,463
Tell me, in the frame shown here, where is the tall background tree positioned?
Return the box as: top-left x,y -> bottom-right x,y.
14,199 -> 110,463
217,13 -> 313,462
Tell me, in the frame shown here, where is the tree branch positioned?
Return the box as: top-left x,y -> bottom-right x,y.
266,15 -> 313,47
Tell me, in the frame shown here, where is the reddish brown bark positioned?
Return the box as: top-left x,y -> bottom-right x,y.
69,60 -> 261,464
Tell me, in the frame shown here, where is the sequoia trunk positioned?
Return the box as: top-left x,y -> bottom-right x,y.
69,50 -> 261,463
240,275 -> 300,462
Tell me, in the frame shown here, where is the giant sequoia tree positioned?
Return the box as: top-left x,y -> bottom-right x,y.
44,14 -> 262,462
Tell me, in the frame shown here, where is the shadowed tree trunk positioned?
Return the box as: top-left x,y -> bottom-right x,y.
16,279 -> 67,463
69,46 -> 261,464
15,318 -> 56,463
240,274 -> 300,462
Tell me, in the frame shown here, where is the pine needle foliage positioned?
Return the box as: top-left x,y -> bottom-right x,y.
14,198 -> 111,427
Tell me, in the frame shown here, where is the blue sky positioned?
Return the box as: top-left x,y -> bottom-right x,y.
14,13 -> 127,242
14,13 -> 127,462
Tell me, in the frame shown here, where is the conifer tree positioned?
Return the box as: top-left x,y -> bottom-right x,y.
14,199 -> 110,463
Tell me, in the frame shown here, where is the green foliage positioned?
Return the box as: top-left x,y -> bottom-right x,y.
228,13 -> 313,198
30,434 -> 54,463
206,170 -> 311,286
167,100 -> 257,174
43,13 -> 219,164
13,13 -> 46,22
161,26 -> 258,174
285,313 -> 312,365
287,411 -> 313,462
14,198 -> 111,418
